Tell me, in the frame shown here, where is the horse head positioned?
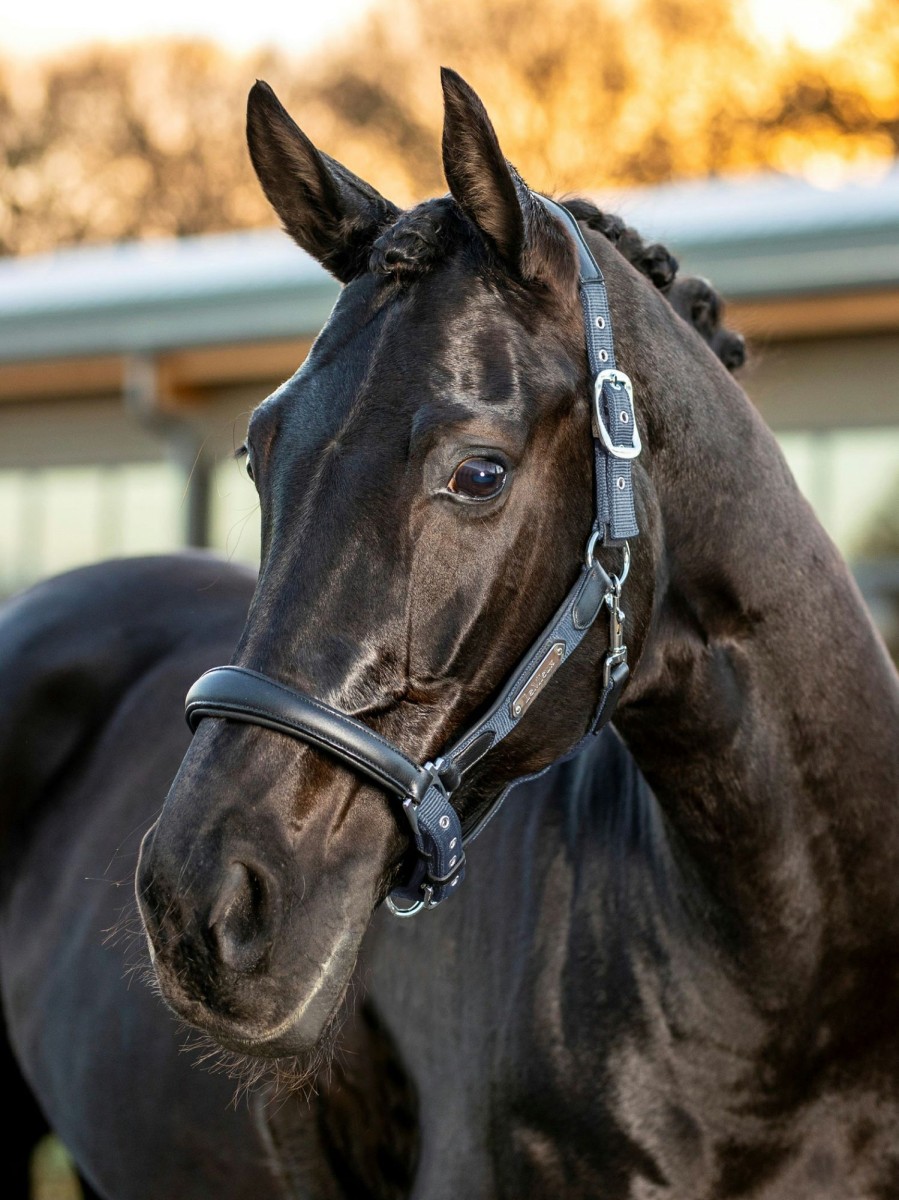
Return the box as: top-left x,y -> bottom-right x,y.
135,70 -> 660,1061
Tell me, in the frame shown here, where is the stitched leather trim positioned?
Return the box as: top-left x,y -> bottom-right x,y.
572,564 -> 606,630
452,730 -> 496,775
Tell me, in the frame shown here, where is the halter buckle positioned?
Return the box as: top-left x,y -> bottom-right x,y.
593,369 -> 641,460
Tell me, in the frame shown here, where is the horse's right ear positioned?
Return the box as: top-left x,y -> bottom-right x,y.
247,81 -> 400,283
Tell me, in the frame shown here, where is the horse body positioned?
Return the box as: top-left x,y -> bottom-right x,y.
0,557 -> 289,1197
2,68 -> 899,1198
366,415 -> 899,1197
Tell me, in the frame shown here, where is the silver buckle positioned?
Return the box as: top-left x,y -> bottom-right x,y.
593,369 -> 641,460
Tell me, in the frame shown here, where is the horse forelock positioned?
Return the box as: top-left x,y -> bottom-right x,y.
368,196 -> 477,279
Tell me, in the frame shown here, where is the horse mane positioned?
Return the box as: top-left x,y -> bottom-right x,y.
561,198 -> 746,372
368,195 -> 746,373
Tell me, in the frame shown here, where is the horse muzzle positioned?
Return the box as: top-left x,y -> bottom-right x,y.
133,728 -> 394,1057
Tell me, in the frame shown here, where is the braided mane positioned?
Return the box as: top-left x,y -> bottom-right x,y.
369,195 -> 746,373
560,198 -> 746,372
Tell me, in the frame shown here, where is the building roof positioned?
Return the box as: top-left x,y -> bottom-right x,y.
606,168 -> 899,300
0,229 -> 338,363
3,167 -> 899,363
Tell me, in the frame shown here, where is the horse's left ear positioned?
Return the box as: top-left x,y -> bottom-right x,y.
247,81 -> 400,283
440,68 -> 575,285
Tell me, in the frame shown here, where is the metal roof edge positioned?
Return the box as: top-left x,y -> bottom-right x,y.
3,168 -> 899,362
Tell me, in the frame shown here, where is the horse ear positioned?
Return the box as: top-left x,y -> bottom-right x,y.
247,81 -> 400,283
440,68 -> 574,284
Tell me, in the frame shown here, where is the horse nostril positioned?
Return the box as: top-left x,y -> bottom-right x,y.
208,861 -> 273,973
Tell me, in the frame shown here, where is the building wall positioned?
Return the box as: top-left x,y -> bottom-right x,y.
2,321 -> 897,652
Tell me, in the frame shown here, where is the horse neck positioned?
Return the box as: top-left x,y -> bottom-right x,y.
610,279 -> 899,994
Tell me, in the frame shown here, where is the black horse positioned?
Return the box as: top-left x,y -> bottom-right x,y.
2,70 -> 898,1198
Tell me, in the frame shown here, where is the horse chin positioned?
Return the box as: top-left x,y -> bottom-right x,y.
148,936 -> 355,1060
147,920 -> 360,1062
197,990 -> 347,1062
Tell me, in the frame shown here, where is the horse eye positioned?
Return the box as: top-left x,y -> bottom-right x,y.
448,458 -> 507,500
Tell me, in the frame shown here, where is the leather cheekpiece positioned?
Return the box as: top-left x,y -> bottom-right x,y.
573,563 -> 610,630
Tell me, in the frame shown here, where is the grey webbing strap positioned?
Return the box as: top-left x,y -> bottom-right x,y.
387,776 -> 466,909
460,659 -> 630,850
389,558 -> 615,909
538,198 -> 640,543
440,560 -> 612,785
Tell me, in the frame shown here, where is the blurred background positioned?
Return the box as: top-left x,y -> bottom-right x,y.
2,0 -> 898,663
2,3 -> 899,1193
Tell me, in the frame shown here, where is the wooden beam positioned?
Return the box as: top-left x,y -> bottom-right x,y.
730,288 -> 899,341
160,338 -> 311,389
0,356 -> 123,402
154,339 -> 311,409
1,292 -> 898,406
0,338 -> 314,406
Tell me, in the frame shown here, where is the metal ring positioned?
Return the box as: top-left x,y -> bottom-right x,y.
614,542 -> 631,588
585,535 -> 631,587
385,893 -> 427,919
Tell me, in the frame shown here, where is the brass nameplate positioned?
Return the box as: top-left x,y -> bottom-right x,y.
510,642 -> 566,719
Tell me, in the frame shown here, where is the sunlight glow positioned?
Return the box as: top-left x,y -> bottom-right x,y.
2,0 -> 874,60
0,0 -> 375,58
745,0 -> 869,54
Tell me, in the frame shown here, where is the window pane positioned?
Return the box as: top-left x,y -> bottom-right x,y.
777,428 -> 899,559
0,462 -> 183,598
209,457 -> 261,570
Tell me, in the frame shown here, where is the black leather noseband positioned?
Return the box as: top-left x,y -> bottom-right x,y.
185,667 -> 443,802
184,196 -> 641,916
